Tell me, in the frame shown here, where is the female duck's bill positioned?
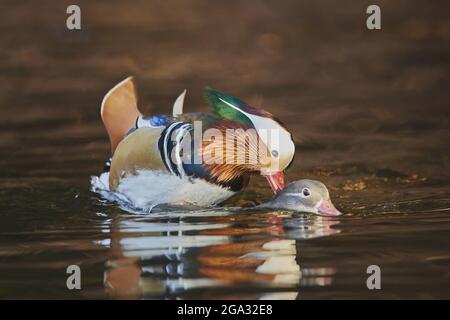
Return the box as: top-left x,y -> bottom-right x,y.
315,198 -> 341,216
258,179 -> 342,216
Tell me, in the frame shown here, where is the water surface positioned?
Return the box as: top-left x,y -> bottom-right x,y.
0,0 -> 449,299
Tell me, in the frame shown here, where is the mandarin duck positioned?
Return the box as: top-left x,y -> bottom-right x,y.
100,77 -> 295,207
258,180 -> 342,216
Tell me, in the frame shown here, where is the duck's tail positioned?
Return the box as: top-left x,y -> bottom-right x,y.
101,76 -> 141,154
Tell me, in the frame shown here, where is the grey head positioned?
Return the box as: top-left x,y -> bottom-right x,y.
259,179 -> 342,216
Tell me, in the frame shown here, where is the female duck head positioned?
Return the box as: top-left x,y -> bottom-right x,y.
260,179 -> 342,216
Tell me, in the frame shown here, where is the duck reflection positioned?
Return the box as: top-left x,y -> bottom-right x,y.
101,210 -> 340,299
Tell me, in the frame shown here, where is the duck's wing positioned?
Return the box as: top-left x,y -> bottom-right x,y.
101,77 -> 141,154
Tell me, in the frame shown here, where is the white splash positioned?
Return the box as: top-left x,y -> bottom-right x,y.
90,170 -> 235,213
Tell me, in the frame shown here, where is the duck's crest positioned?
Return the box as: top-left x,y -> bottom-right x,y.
101,77 -> 141,154
205,88 -> 253,126
205,88 -> 279,127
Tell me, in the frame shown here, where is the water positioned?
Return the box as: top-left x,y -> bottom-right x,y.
1,1 -> 450,299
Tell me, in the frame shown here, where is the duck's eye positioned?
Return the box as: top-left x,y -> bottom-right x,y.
271,150 -> 279,157
302,188 -> 310,197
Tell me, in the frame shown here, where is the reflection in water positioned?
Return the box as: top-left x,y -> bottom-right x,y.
102,210 -> 340,299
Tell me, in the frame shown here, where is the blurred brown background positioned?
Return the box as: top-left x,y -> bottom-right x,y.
0,0 -> 449,189
1,0 -> 450,300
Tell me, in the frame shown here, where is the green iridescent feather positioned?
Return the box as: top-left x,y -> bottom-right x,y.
205,88 -> 253,126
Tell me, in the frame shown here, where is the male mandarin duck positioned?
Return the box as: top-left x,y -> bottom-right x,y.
100,77 -> 295,207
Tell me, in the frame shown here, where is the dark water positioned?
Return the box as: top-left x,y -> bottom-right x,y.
1,1 -> 450,299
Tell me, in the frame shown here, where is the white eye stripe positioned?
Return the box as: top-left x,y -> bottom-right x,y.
282,193 -> 305,198
280,190 -> 314,199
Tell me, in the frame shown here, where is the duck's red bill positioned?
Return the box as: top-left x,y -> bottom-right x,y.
264,171 -> 285,194
317,200 -> 342,216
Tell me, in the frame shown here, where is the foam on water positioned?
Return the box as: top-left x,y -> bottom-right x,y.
90,172 -> 147,213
